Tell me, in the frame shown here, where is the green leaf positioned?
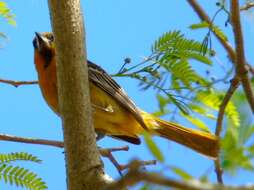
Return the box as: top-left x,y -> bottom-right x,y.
167,59 -> 207,88
118,30 -> 213,113
221,147 -> 254,174
225,101 -> 240,128
186,52 -> 212,65
0,152 -> 47,190
195,90 -> 240,127
221,120 -> 254,175
7,18 -> 16,26
181,113 -> 210,132
248,143 -> 254,157
0,165 -> 48,190
190,21 -> 228,41
156,94 -> 169,112
189,104 -> 216,120
152,109 -> 170,117
152,30 -> 214,60
0,152 -> 42,164
143,132 -> 164,162
189,22 -> 209,30
170,166 -> 193,180
0,1 -> 16,26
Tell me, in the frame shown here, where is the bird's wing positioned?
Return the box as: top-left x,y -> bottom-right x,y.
88,61 -> 147,129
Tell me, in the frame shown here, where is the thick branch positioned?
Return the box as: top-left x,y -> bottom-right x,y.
48,0 -> 106,189
231,0 -> 254,113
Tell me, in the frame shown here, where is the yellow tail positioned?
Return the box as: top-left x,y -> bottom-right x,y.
141,112 -> 219,159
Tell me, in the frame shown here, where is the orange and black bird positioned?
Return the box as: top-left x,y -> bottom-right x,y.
33,32 -> 219,159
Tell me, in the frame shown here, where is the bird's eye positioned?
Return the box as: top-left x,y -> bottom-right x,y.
48,35 -> 54,42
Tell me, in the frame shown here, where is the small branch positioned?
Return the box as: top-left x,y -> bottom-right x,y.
231,0 -> 254,113
107,171 -> 254,190
215,77 -> 240,136
214,77 -> 239,184
100,146 -> 129,176
100,146 -> 156,176
0,133 -> 155,176
187,0 -> 254,112
240,2 -> 254,11
120,160 -> 156,171
187,0 -> 236,62
186,1 -> 246,184
187,0 -> 254,74
108,172 -> 206,190
0,133 -> 64,147
214,160 -> 223,184
0,79 -> 38,87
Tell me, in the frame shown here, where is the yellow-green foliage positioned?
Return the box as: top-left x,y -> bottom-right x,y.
0,152 -> 47,190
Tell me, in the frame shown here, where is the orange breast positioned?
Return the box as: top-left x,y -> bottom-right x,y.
34,52 -> 59,114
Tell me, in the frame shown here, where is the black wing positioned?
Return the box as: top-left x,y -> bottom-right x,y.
87,60 -> 147,129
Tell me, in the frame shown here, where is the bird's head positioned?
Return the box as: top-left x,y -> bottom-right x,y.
33,32 -> 55,52
33,32 -> 55,68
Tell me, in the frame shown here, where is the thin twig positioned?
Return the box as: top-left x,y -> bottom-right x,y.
0,79 -> 38,87
231,0 -> 254,113
215,77 -> 240,136
186,0 -> 254,75
100,146 -> 130,176
100,146 -> 156,176
214,160 -> 223,184
187,0 -> 254,112
187,0 -> 236,62
0,133 -> 64,147
214,77 -> 239,184
0,133 -> 156,175
240,2 -> 254,11
120,160 -> 156,171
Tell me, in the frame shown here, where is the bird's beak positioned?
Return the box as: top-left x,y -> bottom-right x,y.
33,32 -> 49,51
35,32 -> 43,42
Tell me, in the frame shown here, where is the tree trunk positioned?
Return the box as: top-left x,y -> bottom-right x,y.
47,0 -> 110,189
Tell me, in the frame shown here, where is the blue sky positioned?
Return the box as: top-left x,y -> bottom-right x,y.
0,0 -> 254,189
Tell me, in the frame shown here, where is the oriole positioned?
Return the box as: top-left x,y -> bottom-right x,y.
33,32 -> 219,158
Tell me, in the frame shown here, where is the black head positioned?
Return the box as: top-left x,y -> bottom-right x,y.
33,32 -> 54,51
33,32 -> 55,68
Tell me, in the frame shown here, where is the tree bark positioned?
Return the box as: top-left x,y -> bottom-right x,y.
47,0 -> 110,189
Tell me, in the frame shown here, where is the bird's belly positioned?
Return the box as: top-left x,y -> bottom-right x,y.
39,77 -> 59,114
38,74 -> 144,137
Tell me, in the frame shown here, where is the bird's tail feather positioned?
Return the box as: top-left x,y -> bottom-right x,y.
141,112 -> 219,159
